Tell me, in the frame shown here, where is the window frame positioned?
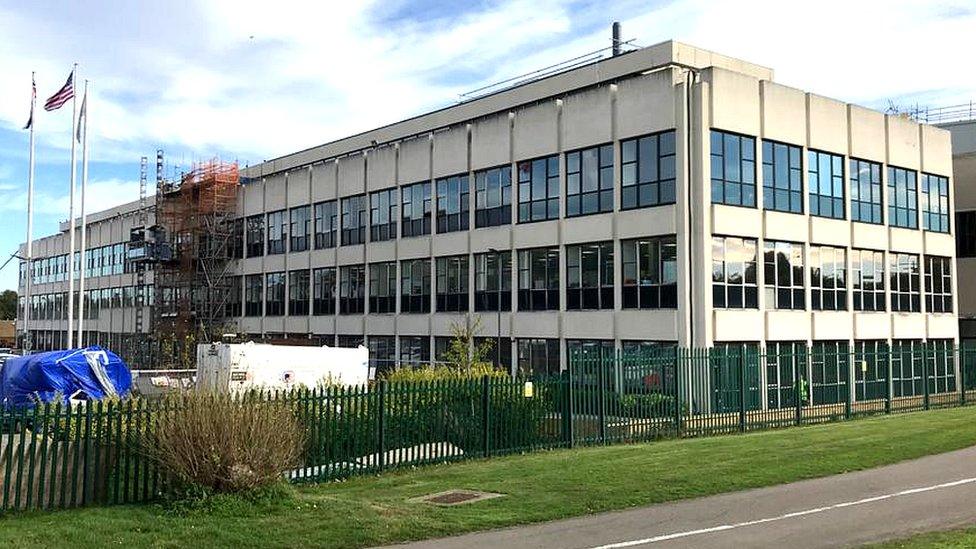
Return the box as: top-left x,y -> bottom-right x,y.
807,149 -> 845,220
399,335 -> 430,367
711,236 -> 759,309
289,205 -> 310,252
620,130 -> 677,210
436,174 -> 470,233
368,261 -> 397,314
809,244 -> 846,311
957,210 -> 976,258
851,249 -> 886,312
924,255 -> 953,313
517,154 -> 560,223
474,165 -> 512,228
401,181 -> 432,237
517,247 -> 559,311
265,271 -> 286,316
516,338 -> 561,377
244,274 -> 263,317
312,267 -> 336,316
761,139 -> 803,214
341,194 -> 368,246
266,210 -> 287,255
921,173 -> 950,233
339,264 -> 366,314
313,200 -> 339,249
850,158 -> 883,225
245,214 -> 265,257
565,143 -> 614,217
436,255 -> 469,313
889,252 -> 921,313
888,166 -> 918,229
369,188 -> 398,242
622,236 -> 679,310
566,241 -> 614,310
288,269 -> 310,316
474,250 -> 512,312
763,240 -> 805,310
400,258 -> 431,313
710,129 -> 756,208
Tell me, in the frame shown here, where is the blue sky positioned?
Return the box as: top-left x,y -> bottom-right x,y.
1,0 -> 974,291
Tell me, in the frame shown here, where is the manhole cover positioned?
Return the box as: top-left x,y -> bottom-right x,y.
410,489 -> 504,506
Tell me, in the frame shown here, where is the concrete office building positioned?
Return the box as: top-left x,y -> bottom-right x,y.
16,40 -> 958,375
944,116 -> 976,339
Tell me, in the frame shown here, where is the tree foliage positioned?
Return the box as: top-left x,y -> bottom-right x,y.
0,290 -> 16,320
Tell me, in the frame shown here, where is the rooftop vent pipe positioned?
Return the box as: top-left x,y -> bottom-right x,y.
612,22 -> 621,56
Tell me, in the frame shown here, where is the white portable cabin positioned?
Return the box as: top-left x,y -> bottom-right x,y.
196,342 -> 369,393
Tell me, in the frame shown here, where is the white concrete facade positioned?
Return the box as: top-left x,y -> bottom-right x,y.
16,40 -> 957,371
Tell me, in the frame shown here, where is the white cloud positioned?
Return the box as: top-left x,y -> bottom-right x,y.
0,1 -> 972,168
0,177 -> 140,219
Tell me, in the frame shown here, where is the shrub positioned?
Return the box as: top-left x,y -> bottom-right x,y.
149,391 -> 304,493
382,363 -> 508,383
619,392 -> 686,418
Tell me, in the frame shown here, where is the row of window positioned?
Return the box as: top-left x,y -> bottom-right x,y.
712,236 -> 953,313
728,339 -> 956,408
351,335 -> 673,377
711,130 -> 950,232
233,237 -> 678,317
20,285 -> 154,321
233,133 -> 677,258
24,243 -> 139,286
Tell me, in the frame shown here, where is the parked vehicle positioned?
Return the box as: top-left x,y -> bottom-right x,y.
195,342 -> 369,393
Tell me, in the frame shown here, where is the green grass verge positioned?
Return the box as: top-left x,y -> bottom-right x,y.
4,406 -> 976,549
868,527 -> 976,548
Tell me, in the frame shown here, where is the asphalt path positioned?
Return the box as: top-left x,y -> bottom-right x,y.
383,445 -> 976,549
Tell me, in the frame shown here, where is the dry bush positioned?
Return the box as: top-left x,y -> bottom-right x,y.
150,391 -> 304,493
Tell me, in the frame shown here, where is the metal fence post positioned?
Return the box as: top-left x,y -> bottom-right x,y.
923,344 -> 931,411
567,364 -> 575,448
674,349 -> 682,437
962,345 -> 968,406
481,375 -> 490,458
377,380 -> 386,471
885,348 -> 893,415
794,356 -> 802,426
738,350 -> 746,433
598,355 -> 607,445
844,354 -> 852,420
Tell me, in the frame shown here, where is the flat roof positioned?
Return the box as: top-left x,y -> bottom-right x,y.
243,40 -> 774,179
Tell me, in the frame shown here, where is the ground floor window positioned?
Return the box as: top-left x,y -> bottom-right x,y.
764,341 -> 805,410
810,341 -> 850,405
399,336 -> 430,367
368,336 -> 396,376
516,338 -> 560,377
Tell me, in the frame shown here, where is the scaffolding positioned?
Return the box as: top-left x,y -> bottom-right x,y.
153,160 -> 239,368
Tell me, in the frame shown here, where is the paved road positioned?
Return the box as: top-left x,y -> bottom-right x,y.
382,445 -> 976,549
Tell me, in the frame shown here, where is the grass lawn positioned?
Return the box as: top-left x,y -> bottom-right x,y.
869,527 -> 976,548
3,406 -> 976,548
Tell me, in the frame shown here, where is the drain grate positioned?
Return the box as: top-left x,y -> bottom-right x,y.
411,489 -> 504,506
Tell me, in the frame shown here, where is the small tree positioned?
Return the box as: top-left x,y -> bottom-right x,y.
441,317 -> 494,371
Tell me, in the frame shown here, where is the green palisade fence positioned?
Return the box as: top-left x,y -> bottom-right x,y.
0,342 -> 974,513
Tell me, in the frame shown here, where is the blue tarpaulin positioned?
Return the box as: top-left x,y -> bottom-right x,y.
0,346 -> 132,408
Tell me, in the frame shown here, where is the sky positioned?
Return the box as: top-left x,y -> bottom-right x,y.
0,0 -> 974,291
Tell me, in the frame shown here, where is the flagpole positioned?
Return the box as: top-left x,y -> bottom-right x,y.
77,80 -> 89,347
23,72 -> 36,354
66,63 -> 78,349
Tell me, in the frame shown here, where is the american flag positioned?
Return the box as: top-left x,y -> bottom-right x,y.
23,74 -> 35,129
44,70 -> 74,112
